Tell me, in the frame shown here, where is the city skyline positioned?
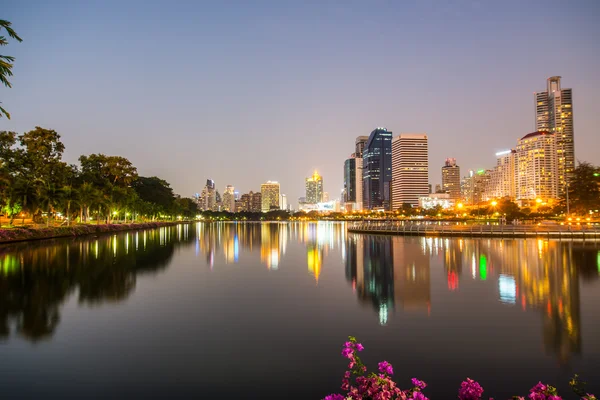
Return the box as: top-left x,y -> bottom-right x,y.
2,1 -> 600,204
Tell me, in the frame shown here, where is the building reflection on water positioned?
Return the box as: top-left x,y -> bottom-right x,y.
345,233 -> 600,363
195,222 -> 346,282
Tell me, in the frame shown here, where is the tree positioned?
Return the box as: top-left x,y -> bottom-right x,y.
132,176 -> 175,211
564,162 -> 600,215
0,19 -> 22,119
399,203 -> 416,216
19,127 -> 68,223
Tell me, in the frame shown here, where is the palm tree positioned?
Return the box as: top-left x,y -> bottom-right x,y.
1,19 -> 23,119
77,182 -> 98,223
60,185 -> 77,226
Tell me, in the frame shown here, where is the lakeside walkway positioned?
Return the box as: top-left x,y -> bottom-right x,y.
347,221 -> 600,239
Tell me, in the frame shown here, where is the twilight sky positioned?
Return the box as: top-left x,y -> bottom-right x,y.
2,0 -> 599,205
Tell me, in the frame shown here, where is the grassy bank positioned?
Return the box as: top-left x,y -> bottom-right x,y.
0,222 -> 189,244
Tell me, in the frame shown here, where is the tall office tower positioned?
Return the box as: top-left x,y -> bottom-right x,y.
391,134 -> 429,209
441,158 -> 461,200
535,76 -> 574,194
322,192 -> 329,202
222,185 -> 235,212
239,193 -> 251,212
280,194 -> 288,211
250,191 -> 262,212
355,136 -> 369,158
199,179 -> 216,211
487,150 -> 516,199
261,181 -> 280,212
344,156 -> 356,205
305,171 -> 323,204
363,128 -> 393,210
515,131 -> 558,202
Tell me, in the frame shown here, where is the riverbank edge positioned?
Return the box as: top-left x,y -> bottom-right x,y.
347,226 -> 600,239
0,221 -> 194,244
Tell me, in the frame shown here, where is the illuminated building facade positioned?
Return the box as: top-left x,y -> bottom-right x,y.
391,134 -> 429,209
305,171 -> 323,204
441,158 -> 461,200
222,185 -> 235,212
261,181 -> 280,212
486,150 -> 516,200
515,131 -> 558,202
363,128 -> 393,210
535,76 -> 574,194
199,179 -> 216,211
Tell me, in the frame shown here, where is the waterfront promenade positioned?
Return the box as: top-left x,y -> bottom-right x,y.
347,221 -> 600,239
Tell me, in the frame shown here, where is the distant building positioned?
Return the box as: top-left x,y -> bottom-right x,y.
280,194 -> 288,211
261,181 -> 280,212
486,150 -> 516,200
199,179 -> 216,211
535,76 -> 574,195
363,128 -> 393,210
515,131 -> 558,202
355,136 -> 369,158
391,134 -> 429,209
250,191 -> 262,212
419,193 -> 454,210
305,171 -> 323,204
461,170 -> 491,205
344,137 -> 367,211
441,158 -> 461,200
222,185 -> 235,212
434,184 -> 443,194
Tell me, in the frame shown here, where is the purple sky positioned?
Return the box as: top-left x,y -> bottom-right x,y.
2,0 -> 599,205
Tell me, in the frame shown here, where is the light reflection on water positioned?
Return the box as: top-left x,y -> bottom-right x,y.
0,222 -> 599,399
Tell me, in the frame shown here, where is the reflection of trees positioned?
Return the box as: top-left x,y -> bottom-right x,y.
0,225 -> 195,342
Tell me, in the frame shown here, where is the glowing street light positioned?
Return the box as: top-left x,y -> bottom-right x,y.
491,201 -> 498,207
536,198 -> 543,204
457,203 -> 464,209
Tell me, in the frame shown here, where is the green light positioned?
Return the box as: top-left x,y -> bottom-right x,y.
594,173 -> 600,177
479,254 -> 487,280
477,169 -> 485,175
597,251 -> 600,273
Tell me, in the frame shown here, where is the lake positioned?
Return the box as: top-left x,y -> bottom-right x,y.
1,222 -> 599,399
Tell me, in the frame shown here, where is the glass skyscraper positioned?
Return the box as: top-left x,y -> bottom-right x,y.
363,127 -> 393,210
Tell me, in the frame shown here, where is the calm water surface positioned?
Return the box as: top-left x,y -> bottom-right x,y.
1,222 -> 599,399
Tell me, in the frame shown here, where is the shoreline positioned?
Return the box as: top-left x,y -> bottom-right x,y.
347,222 -> 600,239
0,221 -> 194,245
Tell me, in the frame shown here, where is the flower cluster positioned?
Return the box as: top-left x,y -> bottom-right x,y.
323,337 -> 596,400
458,378 -> 484,400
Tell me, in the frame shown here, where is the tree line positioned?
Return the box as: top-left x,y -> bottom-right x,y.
0,127 -> 198,225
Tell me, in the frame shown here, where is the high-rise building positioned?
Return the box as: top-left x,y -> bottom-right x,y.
391,134 -> 429,209
305,171 -> 323,204
355,136 -> 369,158
515,131 -> 558,202
344,154 -> 364,211
199,179 -> 216,211
363,128 -> 393,210
462,169 -> 492,205
261,181 -> 280,212
250,191 -> 262,212
280,194 -> 288,211
222,185 -> 235,212
486,150 -> 516,200
441,158 -> 461,200
535,76 -> 574,194
322,192 -> 329,202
